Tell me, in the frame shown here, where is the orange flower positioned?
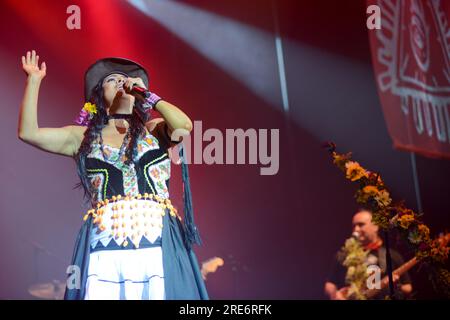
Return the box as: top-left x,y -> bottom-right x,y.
374,189 -> 392,207
398,214 -> 415,229
333,152 -> 349,167
345,161 -> 368,181
418,224 -> 430,240
362,185 -> 379,197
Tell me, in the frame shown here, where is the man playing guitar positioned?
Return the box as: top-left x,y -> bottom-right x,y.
324,209 -> 413,300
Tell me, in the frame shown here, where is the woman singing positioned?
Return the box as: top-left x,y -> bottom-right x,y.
18,50 -> 207,300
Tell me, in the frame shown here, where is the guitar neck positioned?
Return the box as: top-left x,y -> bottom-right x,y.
392,257 -> 417,278
364,256 -> 417,299
354,233 -> 449,300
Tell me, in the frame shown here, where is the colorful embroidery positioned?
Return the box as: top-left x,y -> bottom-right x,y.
86,130 -> 170,200
145,156 -> 171,199
86,169 -> 109,202
122,164 -> 139,197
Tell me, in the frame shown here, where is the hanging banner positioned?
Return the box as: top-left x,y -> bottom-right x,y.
368,0 -> 450,158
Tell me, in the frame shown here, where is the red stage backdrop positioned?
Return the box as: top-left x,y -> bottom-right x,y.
368,0 -> 450,159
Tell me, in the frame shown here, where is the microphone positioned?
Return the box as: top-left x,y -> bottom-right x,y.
128,84 -> 151,100
352,231 -> 360,240
126,84 -> 153,122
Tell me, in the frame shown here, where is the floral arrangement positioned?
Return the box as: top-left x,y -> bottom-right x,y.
74,102 -> 97,126
338,237 -> 369,300
324,142 -> 450,296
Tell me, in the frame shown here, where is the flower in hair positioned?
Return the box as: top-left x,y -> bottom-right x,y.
74,102 -> 97,126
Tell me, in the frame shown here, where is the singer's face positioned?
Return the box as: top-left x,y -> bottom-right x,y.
102,73 -> 135,108
352,211 -> 379,245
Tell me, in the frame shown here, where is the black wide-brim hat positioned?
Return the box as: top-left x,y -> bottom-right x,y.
84,57 -> 149,101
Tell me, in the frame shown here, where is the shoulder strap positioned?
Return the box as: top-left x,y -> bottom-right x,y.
378,247 -> 387,273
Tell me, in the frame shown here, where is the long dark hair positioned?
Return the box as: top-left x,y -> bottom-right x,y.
73,79 -> 151,204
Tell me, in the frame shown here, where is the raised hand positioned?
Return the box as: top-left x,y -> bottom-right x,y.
22,50 -> 46,80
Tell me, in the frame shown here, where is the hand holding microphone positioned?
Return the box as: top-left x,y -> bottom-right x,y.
123,77 -> 162,112
123,77 -> 149,100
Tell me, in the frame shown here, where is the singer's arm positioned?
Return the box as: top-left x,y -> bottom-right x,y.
145,100 -> 193,148
155,100 -> 193,135
125,76 -> 193,146
18,50 -> 86,158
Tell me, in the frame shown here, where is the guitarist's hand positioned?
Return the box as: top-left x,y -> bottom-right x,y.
393,273 -> 400,282
381,273 -> 400,287
333,287 -> 349,300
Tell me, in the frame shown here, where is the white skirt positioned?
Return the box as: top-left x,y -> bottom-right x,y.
84,247 -> 165,300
